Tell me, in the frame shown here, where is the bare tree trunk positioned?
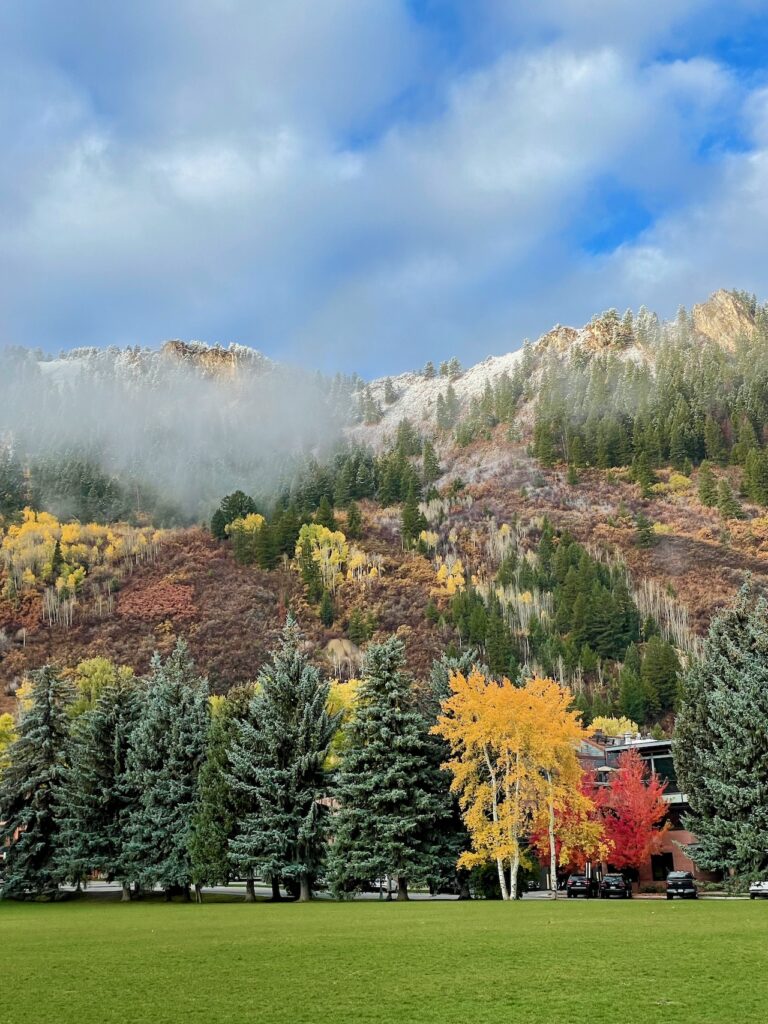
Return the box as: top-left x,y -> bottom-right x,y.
245,877 -> 256,903
298,874 -> 312,902
396,876 -> 409,901
270,877 -> 282,901
121,882 -> 132,903
547,771 -> 557,896
194,884 -> 203,904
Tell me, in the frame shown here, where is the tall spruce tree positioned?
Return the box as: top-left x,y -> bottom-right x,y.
188,687 -> 253,900
228,619 -> 339,901
124,641 -> 209,897
674,583 -> 768,875
329,638 -> 451,900
55,672 -> 141,899
697,460 -> 718,507
0,668 -> 72,899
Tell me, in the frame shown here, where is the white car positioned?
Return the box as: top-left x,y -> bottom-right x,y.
749,880 -> 768,899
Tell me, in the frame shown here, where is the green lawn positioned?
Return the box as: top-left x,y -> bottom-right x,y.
1,897 -> 766,1024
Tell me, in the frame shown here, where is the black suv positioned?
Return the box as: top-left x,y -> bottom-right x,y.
666,870 -> 697,899
566,874 -> 598,898
599,874 -> 632,899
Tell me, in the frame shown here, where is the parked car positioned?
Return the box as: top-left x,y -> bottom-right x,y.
749,880 -> 768,899
599,874 -> 632,899
526,879 -> 540,892
566,874 -> 598,898
666,871 -> 698,899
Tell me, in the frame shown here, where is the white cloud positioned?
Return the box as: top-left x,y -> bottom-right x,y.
0,2 -> 764,371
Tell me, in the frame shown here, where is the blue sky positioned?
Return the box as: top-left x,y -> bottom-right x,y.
1,1 -> 768,376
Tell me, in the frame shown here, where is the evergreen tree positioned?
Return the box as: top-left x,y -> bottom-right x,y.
422,440 -> 441,485
384,378 -> 397,404
423,361 -> 436,379
210,508 -> 228,540
228,619 -> 339,901
631,452 -> 655,497
329,638 -> 451,900
634,512 -> 655,548
217,491 -> 258,528
401,484 -> 427,548
0,446 -> 26,519
618,666 -> 647,725
345,501 -> 362,540
717,478 -> 743,519
55,672 -> 141,899
697,460 -> 718,507
319,590 -> 335,627
315,495 -> 337,531
124,641 -> 210,896
0,668 -> 72,899
188,687 -> 253,899
641,636 -> 681,714
299,537 -> 323,603
674,583 -> 768,875
703,416 -> 726,464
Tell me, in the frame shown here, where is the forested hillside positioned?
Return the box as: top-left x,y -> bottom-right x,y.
3,288 -> 768,732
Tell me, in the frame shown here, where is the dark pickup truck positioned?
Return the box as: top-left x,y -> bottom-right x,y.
666,870 -> 698,899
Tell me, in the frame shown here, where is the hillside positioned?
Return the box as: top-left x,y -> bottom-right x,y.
3,288 -> 768,727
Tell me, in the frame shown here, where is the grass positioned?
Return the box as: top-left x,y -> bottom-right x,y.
2,898 -> 767,1024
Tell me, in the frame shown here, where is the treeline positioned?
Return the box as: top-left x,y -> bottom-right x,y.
0,626 -> 464,902
532,297 -> 768,502
438,522 -> 681,727
0,449 -> 180,527
210,422 -> 441,567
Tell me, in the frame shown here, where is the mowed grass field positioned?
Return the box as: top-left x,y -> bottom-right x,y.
2,898 -> 767,1024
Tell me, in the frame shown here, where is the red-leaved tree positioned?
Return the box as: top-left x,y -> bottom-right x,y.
600,749 -> 669,872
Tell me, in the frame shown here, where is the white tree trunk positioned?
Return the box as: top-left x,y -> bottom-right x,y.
547,771 -> 557,895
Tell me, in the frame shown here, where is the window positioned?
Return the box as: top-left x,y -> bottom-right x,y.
651,755 -> 678,792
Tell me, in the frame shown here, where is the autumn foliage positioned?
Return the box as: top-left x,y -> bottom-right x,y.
598,748 -> 670,871
433,670 -> 603,899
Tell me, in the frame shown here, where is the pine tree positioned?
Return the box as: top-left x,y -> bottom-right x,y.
0,667 -> 72,899
384,378 -> 397,404
188,687 -> 252,899
422,440 -> 441,485
55,672 -> 141,899
400,484 -> 427,548
641,637 -> 681,713
631,452 -> 655,496
210,508 -> 228,540
299,537 -> 323,603
228,619 -> 339,901
329,638 -> 451,900
319,590 -> 335,628
315,495 -> 336,530
717,478 -> 743,519
0,445 -> 26,519
634,512 -> 655,548
618,666 -> 647,725
697,460 -> 718,507
124,641 -> 209,896
345,501 -> 362,540
674,583 -> 768,875
423,361 -> 436,379
704,416 -> 726,464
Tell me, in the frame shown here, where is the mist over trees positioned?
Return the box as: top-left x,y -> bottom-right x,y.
0,344 -> 354,523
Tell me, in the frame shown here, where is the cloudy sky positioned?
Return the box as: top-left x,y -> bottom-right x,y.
1,1 -> 767,375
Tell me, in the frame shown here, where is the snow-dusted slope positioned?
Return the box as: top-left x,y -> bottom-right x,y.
357,350 -> 526,446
